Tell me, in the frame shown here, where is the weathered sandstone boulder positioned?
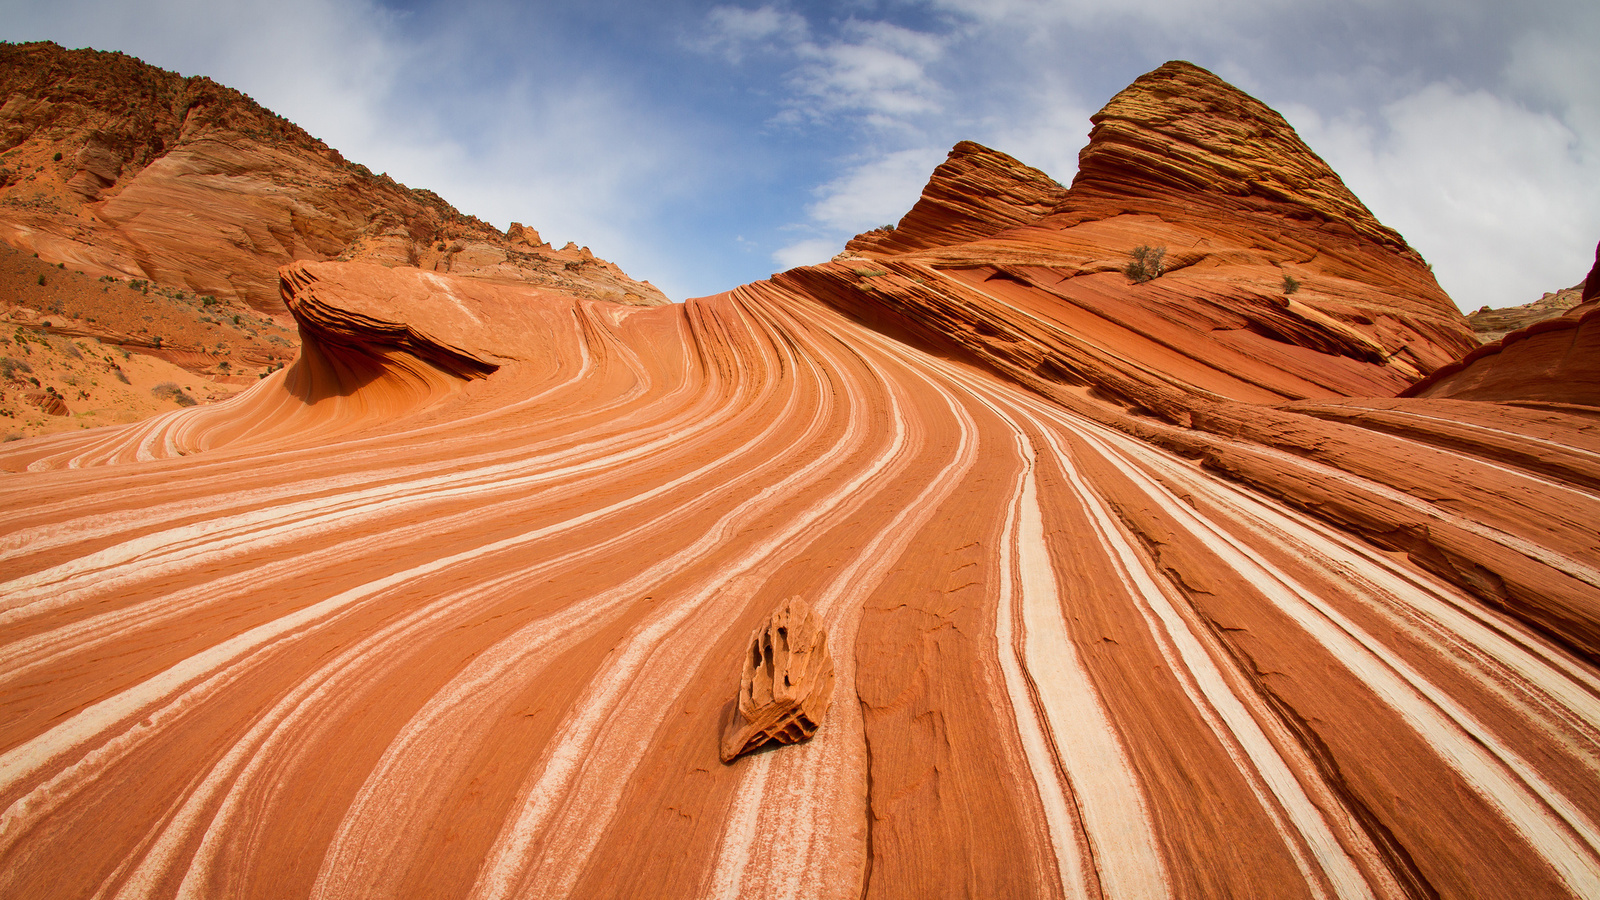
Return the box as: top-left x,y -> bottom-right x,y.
720,596 -> 835,763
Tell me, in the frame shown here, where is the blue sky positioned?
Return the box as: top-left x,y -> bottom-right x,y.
3,0 -> 1597,309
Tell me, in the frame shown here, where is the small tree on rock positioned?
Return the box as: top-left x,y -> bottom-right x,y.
1125,245 -> 1166,283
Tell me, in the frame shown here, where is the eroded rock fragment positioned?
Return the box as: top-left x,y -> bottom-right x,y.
720,596 -> 835,763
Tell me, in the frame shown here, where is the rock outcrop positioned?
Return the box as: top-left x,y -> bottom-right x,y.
0,41 -> 668,311
2,59 -> 1598,900
1404,240 -> 1600,405
1467,282 -> 1586,343
720,596 -> 836,763
843,141 -> 1066,256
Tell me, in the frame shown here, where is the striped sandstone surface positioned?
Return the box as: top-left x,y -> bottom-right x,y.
2,61 -> 1600,899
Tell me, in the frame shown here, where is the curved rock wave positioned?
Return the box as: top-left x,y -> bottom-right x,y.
2,60 -> 1599,899
1,258 -> 1598,898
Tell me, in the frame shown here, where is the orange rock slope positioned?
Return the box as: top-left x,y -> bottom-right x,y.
3,61 -> 1600,899
0,41 -> 668,311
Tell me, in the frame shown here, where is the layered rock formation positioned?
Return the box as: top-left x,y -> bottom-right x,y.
1404,241 -> 1600,406
843,141 -> 1066,256
2,59 -> 1599,900
1467,284 -> 1586,343
720,596 -> 836,763
0,41 -> 668,311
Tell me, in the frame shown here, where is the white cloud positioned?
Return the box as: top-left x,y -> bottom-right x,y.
1505,12 -> 1600,149
771,146 -> 946,269
976,91 -> 1093,185
1287,85 -> 1600,309
782,19 -> 948,127
771,237 -> 843,271
806,147 -> 947,232
692,4 -> 808,62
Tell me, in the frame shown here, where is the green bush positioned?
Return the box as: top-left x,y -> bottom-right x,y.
1124,245 -> 1166,283
1282,274 -> 1301,295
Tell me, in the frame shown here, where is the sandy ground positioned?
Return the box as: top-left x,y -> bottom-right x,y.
0,242 -> 298,438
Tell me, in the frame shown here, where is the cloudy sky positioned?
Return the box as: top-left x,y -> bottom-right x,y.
3,0 -> 1597,308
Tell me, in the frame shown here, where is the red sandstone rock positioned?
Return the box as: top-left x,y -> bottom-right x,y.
843,141 -> 1066,257
21,387 -> 68,415
1402,302 -> 1600,406
1467,284 -> 1585,342
0,42 -> 668,312
1,59 -> 1597,900
720,596 -> 836,763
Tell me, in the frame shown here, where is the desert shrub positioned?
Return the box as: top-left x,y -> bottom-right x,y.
151,382 -> 197,406
201,295 -> 217,307
52,152 -> 63,162
0,357 -> 32,379
1124,245 -> 1166,283
1282,274 -> 1301,295
36,274 -> 45,286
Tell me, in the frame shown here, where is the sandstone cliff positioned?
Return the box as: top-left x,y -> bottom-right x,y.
1,59 -> 1597,900
0,41 -> 668,311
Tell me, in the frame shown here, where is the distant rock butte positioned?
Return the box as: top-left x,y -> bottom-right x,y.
1467,284 -> 1586,343
0,41 -> 668,312
3,60 -> 1599,900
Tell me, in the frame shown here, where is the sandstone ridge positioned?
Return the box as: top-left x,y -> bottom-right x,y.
0,41 -> 668,311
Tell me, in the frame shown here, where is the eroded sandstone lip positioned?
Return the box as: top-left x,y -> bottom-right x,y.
720,596 -> 836,763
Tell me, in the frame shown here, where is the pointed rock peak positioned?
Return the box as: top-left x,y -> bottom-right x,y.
844,140 -> 1066,257
1069,60 -> 1413,255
